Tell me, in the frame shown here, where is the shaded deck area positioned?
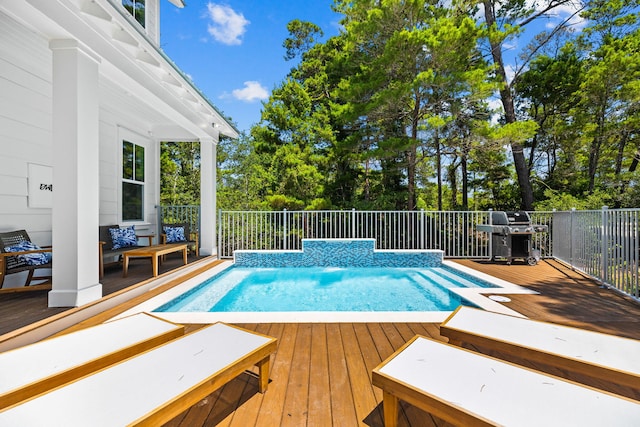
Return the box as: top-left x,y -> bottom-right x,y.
1,258 -> 640,426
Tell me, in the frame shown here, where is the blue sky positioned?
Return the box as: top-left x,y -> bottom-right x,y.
160,1 -> 342,134
159,1 -> 584,135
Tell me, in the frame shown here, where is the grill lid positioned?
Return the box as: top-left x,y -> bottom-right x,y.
505,211 -> 531,225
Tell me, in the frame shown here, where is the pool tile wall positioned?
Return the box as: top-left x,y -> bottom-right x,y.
234,239 -> 443,268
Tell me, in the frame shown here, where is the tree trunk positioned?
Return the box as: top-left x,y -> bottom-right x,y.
448,162 -> 458,209
407,95 -> 421,211
483,0 -> 534,210
435,130 -> 442,210
461,154 -> 468,210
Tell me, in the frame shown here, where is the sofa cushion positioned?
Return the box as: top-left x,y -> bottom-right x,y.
109,226 -> 138,250
163,226 -> 186,243
4,241 -> 51,266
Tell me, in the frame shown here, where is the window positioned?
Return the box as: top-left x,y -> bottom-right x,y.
122,140 -> 145,221
122,0 -> 145,28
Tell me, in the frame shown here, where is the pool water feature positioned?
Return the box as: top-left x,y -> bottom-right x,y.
154,266 -> 490,313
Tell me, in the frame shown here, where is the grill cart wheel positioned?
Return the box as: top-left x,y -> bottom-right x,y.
527,256 -> 538,266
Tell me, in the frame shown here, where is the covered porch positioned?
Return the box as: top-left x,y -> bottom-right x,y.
0,0 -> 238,307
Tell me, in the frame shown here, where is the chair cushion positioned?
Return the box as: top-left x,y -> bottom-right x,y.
163,226 -> 186,243
4,241 -> 52,266
109,226 -> 138,250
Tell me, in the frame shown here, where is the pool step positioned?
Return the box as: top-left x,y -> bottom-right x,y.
406,272 -> 459,305
429,268 -> 489,288
413,269 -> 473,288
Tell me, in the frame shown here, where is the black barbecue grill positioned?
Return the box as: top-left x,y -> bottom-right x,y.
477,211 -> 547,265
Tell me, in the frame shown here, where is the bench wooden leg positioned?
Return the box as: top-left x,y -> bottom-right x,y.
152,255 -> 159,277
122,255 -> 129,277
257,356 -> 271,393
383,391 -> 399,427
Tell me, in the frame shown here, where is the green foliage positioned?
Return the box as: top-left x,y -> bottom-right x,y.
283,20 -> 324,61
160,141 -> 200,205
534,189 -> 614,211
489,121 -> 539,145
211,0 -> 640,211
217,133 -> 269,210
263,194 -> 305,210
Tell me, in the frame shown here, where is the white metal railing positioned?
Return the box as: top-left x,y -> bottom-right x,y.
552,207 -> 640,300
158,205 -> 200,237
152,206 -> 636,302
217,209 -> 554,260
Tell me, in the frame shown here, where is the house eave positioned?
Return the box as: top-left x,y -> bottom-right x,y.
167,0 -> 186,8
6,0 -> 238,140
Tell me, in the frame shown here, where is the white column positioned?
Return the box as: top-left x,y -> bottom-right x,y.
199,136 -> 217,256
48,40 -> 102,307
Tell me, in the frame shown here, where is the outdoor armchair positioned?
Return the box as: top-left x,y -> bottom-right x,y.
98,225 -> 145,279
0,229 -> 52,290
160,222 -> 199,257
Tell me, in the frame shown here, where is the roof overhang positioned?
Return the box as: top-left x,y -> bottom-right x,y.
167,0 -> 186,8
2,0 -> 237,140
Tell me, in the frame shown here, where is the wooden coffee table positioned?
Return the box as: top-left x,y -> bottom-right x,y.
122,243 -> 188,277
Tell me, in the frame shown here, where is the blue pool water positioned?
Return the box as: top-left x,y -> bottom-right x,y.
154,266 -> 496,313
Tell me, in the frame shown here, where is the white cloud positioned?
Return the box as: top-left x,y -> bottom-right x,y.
530,0 -> 587,31
231,81 -> 269,102
552,3 -> 587,30
206,3 -> 249,45
504,64 -> 516,84
488,98 -> 504,125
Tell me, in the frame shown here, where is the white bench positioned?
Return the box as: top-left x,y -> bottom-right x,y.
372,336 -> 640,427
0,322 -> 277,426
0,313 -> 184,410
440,306 -> 640,392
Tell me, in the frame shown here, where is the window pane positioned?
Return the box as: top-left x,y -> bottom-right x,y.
135,145 -> 145,182
123,141 -> 134,180
122,182 -> 143,221
122,0 -> 145,27
134,0 -> 145,27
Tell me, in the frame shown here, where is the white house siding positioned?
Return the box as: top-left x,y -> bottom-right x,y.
0,11 -> 53,245
0,10 -> 161,286
0,12 -> 53,287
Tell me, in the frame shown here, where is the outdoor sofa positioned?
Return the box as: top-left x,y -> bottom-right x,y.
99,224 -> 148,278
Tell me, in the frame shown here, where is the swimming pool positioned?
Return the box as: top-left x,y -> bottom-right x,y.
116,238 -> 536,322
154,266 -> 491,313
116,259 -> 535,323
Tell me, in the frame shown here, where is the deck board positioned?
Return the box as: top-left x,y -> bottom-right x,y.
308,324 -> 332,426
326,323 -> 359,424
1,259 -> 640,426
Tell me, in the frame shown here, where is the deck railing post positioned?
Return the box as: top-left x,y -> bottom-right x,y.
156,205 -> 163,241
218,209 -> 222,259
488,209 -> 493,259
198,205 -> 202,252
569,208 -> 574,268
420,209 -> 425,249
602,206 -> 609,284
283,209 -> 288,250
352,208 -> 356,239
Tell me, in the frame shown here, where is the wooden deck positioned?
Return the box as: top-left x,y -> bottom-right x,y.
1,258 -> 639,426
